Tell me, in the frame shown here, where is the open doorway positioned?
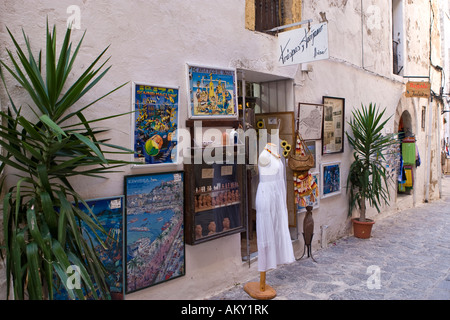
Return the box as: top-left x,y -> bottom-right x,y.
397,110 -> 415,195
236,69 -> 295,262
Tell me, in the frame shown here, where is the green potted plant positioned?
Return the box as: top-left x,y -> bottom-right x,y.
345,103 -> 396,239
0,22 -> 133,299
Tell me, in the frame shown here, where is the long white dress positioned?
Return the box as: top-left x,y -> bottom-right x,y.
255,149 -> 295,272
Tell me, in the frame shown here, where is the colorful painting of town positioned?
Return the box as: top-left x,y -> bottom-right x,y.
125,172 -> 185,293
188,65 -> 237,118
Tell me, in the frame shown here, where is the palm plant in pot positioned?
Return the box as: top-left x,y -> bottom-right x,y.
345,103 -> 396,239
0,23 -> 133,299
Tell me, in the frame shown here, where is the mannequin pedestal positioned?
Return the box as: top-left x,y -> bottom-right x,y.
243,272 -> 276,300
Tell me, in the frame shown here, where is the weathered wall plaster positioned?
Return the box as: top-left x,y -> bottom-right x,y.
0,0 -> 443,300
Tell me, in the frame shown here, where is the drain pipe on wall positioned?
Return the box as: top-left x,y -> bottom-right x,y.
437,99 -> 442,199
425,95 -> 433,203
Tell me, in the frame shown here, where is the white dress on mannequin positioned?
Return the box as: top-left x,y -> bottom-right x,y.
255,143 -> 295,272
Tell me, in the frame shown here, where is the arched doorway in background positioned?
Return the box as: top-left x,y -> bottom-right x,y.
397,110 -> 415,195
394,94 -> 418,209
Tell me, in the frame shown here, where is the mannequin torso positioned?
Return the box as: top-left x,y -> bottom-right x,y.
258,143 -> 281,176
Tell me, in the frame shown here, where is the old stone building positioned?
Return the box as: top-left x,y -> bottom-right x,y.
0,0 -> 447,300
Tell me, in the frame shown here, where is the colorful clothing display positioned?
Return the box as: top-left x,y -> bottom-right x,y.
294,171 -> 319,208
292,135 -> 319,207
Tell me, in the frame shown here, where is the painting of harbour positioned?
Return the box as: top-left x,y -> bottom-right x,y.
53,196 -> 124,300
125,172 -> 185,293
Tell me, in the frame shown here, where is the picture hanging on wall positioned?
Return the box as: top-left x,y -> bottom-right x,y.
305,140 -> 318,171
187,64 -> 238,119
132,82 -> 180,166
53,196 -> 124,300
295,171 -> 320,213
298,103 -> 324,140
124,171 -> 185,293
322,96 -> 345,155
321,161 -> 341,198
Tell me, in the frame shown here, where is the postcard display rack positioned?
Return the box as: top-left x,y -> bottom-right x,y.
184,120 -> 246,245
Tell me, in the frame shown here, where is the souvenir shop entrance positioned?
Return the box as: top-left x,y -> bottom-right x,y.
397,110 -> 416,195
236,69 -> 296,263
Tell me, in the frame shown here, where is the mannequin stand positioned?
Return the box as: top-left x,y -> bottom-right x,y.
297,232 -> 317,262
296,205 -> 317,262
244,272 -> 277,300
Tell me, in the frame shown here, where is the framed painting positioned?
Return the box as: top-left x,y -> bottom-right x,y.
187,64 -> 238,119
305,140 -> 318,171
132,82 -> 180,167
321,162 -> 341,198
53,196 -> 124,300
296,172 -> 320,213
322,96 -> 345,155
298,103 -> 323,140
124,171 -> 185,293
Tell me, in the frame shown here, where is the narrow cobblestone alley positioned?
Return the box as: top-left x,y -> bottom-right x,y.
209,176 -> 450,300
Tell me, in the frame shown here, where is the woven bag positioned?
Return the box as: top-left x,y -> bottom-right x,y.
288,132 -> 314,172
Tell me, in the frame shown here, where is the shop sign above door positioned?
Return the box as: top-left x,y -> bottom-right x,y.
278,22 -> 329,66
405,81 -> 431,98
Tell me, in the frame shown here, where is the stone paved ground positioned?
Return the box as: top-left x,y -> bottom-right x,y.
208,177 -> 450,300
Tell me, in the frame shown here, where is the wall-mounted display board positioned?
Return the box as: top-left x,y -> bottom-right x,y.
184,120 -> 245,245
322,96 -> 345,155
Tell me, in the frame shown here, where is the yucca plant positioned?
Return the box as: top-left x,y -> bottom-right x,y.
345,103 -> 396,223
0,22 -> 133,300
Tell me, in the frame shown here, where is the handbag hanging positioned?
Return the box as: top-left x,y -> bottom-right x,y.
288,132 -> 315,172
288,102 -> 317,172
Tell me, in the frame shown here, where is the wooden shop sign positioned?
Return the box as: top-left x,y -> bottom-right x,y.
405,81 -> 431,98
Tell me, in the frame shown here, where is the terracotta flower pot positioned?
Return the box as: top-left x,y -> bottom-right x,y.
352,218 -> 375,239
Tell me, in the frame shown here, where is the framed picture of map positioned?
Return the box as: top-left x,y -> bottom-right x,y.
298,103 -> 324,140
124,171 -> 185,293
322,96 -> 345,155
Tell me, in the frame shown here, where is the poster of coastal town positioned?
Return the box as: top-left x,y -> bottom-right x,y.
188,65 -> 237,118
133,83 -> 179,165
53,196 -> 124,300
125,172 -> 185,293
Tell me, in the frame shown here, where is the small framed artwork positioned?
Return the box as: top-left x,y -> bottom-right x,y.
124,171 -> 185,293
305,140 -> 318,171
132,82 -> 180,167
53,196 -> 125,300
321,162 -> 341,198
187,64 -> 238,119
298,103 -> 324,140
322,96 -> 345,155
296,172 -> 320,213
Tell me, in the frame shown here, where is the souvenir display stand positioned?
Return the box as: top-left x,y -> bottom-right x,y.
184,120 -> 246,245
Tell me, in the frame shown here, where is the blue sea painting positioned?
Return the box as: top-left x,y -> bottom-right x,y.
323,164 -> 341,196
53,196 -> 124,300
125,172 -> 185,293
